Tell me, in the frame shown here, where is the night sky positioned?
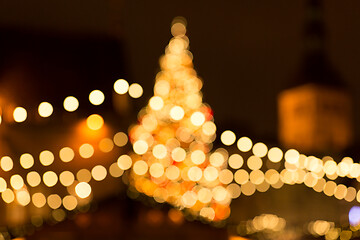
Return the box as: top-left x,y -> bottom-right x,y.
1,0 -> 360,143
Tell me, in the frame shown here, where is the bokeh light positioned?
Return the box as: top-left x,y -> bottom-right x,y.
221,130 -> 236,146
63,96 -> 79,112
128,83 -> 143,98
38,102 -> 53,117
86,114 -> 104,130
89,90 -> 105,105
75,182 -> 92,198
114,79 -> 129,94
13,107 -> 27,122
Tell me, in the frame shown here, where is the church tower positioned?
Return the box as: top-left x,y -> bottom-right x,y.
278,0 -> 353,154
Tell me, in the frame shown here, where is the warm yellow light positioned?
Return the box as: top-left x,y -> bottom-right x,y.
268,147 -> 283,163
86,114 -> 104,130
16,190 -> 31,206
338,161 -> 351,177
114,79 -> 129,94
132,160 -> 149,177
323,181 -> 336,196
0,178 -> 6,192
265,169 -> 280,184
200,207 -> 215,221
149,96 -> 164,110
234,169 -> 249,184
171,21 -> 187,36
284,149 -> 300,164
75,182 -> 92,198
203,166 -> 219,182
117,155 -> 132,170
27,171 -> 41,187
237,137 -> 252,152
13,107 -> 27,122
188,166 -> 202,181
91,165 -> 107,181
10,174 -> 24,190
350,163 -> 360,178
39,150 -> 55,166
63,195 -> 78,211
190,111 -> 205,126
171,147 -> 186,162
241,182 -> 256,196
220,130 -> 236,146
20,153 -> 34,169
38,102 -> 53,117
170,106 -> 185,121
128,83 -> 143,98
149,163 -> 164,178
219,169 -> 234,184
191,150 -> 206,165
63,96 -> 79,112
228,154 -> 243,169
181,191 -> 197,208
1,156 -> 13,171
43,171 -> 58,187
133,140 -> 148,155
313,178 -> 326,192
209,152 -> 225,167
252,142 -> 268,158
165,165 -> 180,180
250,170 -> 265,185
109,163 -> 124,178
89,90 -> 105,106
202,121 -> 216,136
304,172 -> 318,187
142,114 -> 158,131
76,169 -> 91,182
324,160 -> 337,175
113,132 -> 128,147
2,188 -> 15,203
59,147 -> 75,162
198,188 -> 212,203
212,186 -> 228,202
32,192 -> 46,208
47,194 -> 62,209
227,183 -> 241,199
345,187 -> 356,202
152,144 -> 168,159
154,80 -> 170,96
79,143 -> 94,158
334,184 -> 347,200
99,138 -> 114,153
59,171 -> 75,187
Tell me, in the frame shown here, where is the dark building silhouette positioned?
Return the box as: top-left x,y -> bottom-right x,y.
278,0 -> 353,155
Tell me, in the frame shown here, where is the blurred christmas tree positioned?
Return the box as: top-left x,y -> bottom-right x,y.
127,17 -> 231,221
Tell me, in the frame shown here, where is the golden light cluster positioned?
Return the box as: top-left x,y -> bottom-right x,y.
219,130 -> 360,204
305,219 -> 360,240
233,214 -> 360,240
0,123 -> 130,228
127,18 -> 231,221
235,214 -> 286,237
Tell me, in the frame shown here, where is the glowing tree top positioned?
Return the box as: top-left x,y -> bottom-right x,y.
128,17 -> 231,221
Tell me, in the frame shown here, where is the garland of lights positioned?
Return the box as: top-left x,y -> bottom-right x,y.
1,17 -> 360,240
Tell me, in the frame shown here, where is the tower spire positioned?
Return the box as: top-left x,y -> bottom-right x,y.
297,0 -> 342,87
278,1 -> 353,154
